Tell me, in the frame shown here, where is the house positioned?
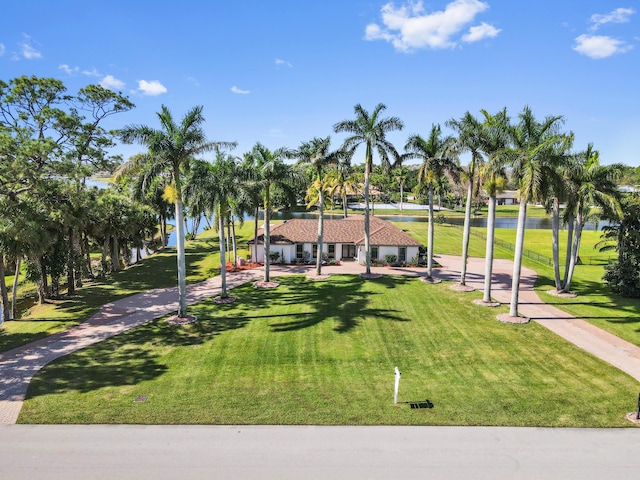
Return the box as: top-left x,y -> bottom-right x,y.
248,215 -> 422,265
495,190 -> 520,205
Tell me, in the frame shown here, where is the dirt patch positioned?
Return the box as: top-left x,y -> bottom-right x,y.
360,273 -> 382,279
420,276 -> 442,284
474,299 -> 501,307
167,314 -> 198,325
214,296 -> 237,304
546,289 -> 578,298
497,313 -> 530,324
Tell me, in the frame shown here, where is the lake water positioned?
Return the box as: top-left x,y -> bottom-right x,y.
166,212 -> 609,246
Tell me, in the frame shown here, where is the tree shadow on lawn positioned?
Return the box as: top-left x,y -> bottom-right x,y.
24,301 -> 254,399
231,275 -> 410,333
25,344 -> 168,398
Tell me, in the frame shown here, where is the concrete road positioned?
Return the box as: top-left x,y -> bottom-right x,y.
1,425 -> 639,479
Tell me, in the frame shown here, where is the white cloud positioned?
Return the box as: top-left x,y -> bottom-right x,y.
231,86 -> 250,95
138,80 -> 167,96
364,0 -> 498,51
100,75 -> 125,90
20,35 -> 41,59
590,7 -> 635,31
59,64 -> 79,75
82,68 -> 101,77
275,58 -> 293,67
573,34 -> 632,59
0,44 -> 5,56
462,21 -> 500,42
187,76 -> 200,86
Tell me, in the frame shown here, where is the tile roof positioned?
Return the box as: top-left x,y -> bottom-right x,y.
250,215 -> 422,247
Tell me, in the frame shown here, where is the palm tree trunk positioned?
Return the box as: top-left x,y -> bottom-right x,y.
253,206 -> 259,263
264,186 -> 271,282
400,182 -> 404,212
427,185 -> 435,278
174,197 -> 188,318
460,181 -> 473,285
364,159 -> 371,274
316,186 -> 324,276
83,232 -> 93,278
226,218 -> 232,262
231,217 -> 238,267
563,213 -> 583,293
111,235 -> 120,272
509,200 -> 528,317
160,213 -> 167,248
483,195 -> 497,303
101,238 -> 109,275
342,190 -> 348,218
67,228 -> 76,295
552,198 -> 562,290
0,256 -> 9,323
219,208 -> 227,298
11,257 -> 21,320
563,215 -> 574,288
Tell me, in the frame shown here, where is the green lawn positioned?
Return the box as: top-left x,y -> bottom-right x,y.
394,222 -> 640,348
18,275 -> 638,426
0,223 -> 256,353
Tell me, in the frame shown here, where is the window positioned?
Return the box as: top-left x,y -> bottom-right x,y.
313,244 -> 318,259
296,244 -> 304,259
398,247 -> 407,262
328,244 -> 336,259
371,246 -> 379,261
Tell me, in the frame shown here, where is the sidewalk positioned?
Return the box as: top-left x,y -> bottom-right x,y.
2,256 -> 640,424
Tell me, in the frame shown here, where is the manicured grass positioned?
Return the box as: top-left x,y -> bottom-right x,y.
19,275 -> 638,426
0,223 -> 256,353
394,222 -> 640,348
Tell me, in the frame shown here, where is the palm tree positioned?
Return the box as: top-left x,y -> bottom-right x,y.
393,165 -> 411,211
290,137 -> 339,275
246,143 -> 300,283
446,112 -> 485,289
561,146 -> 622,293
326,149 -> 357,218
478,108 -> 510,304
120,105 -> 235,318
334,104 -> 404,274
505,106 -> 571,318
184,154 -> 247,299
405,125 -> 459,279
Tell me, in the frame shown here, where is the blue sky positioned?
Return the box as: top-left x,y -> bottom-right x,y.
2,0 -> 639,166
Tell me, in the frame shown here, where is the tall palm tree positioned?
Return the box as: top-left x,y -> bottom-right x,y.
446,112 -> 486,288
184,154 -> 247,299
506,106 -> 570,318
405,125 -> 459,279
246,142 -> 300,283
290,137 -> 339,275
562,146 -> 622,293
478,108 -> 510,304
120,105 -> 235,318
326,148 -> 357,218
393,165 -> 411,211
334,104 -> 404,274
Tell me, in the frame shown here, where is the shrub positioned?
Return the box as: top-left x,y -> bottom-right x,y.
384,254 -> 397,265
268,251 -> 280,263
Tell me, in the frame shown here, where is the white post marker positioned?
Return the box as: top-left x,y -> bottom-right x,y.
394,366 -> 401,404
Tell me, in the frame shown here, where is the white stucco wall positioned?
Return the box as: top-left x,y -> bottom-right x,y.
357,245 -> 420,265
252,243 -> 418,265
